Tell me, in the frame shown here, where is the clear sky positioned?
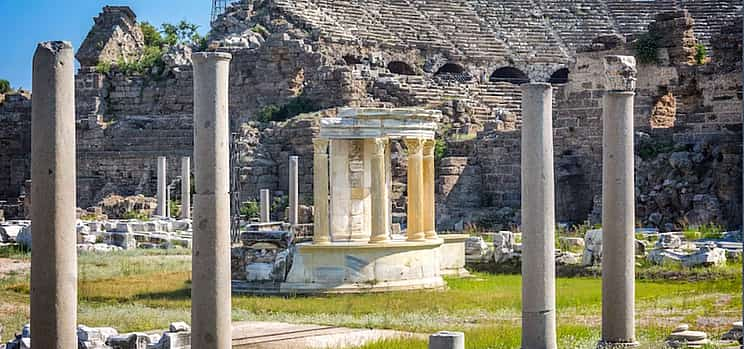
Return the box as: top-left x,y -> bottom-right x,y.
0,0 -> 212,90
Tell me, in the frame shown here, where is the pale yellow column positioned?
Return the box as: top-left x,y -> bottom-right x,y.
313,138 -> 331,244
405,138 -> 426,242
370,138 -> 390,243
423,139 -> 437,240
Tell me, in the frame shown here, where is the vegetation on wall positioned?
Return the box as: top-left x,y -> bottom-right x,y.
256,97 -> 321,122
694,43 -> 708,65
240,201 -> 260,219
634,32 -> 660,64
0,79 -> 11,94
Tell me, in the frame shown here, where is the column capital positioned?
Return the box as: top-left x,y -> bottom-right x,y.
404,138 -> 424,154
372,138 -> 387,156
422,139 -> 436,157
313,138 -> 329,154
604,55 -> 637,92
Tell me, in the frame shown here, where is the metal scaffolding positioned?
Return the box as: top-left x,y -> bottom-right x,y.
211,0 -> 228,23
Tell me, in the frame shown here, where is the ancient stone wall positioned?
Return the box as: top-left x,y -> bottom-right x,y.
0,92 -> 31,200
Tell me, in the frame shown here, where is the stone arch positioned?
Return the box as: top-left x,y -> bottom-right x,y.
548,68 -> 570,84
434,63 -> 471,82
388,61 -> 416,75
489,67 -> 529,85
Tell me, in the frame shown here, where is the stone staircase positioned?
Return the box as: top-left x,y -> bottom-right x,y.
605,0 -> 678,36
679,0 -> 742,48
311,0 -> 403,46
377,0 -> 455,52
272,0 -> 356,43
535,0 -> 620,50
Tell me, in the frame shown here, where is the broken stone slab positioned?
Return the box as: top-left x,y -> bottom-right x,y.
721,321 -> 743,341
666,326 -> 709,348
106,333 -> 153,349
582,229 -> 602,266
168,322 -> 190,333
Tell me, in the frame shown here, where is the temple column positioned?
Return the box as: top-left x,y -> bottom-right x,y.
181,157 -> 191,220
260,189 -> 270,223
313,139 -> 331,244
600,55 -> 639,348
157,156 -> 167,217
192,52 -> 232,349
521,83 -> 557,349
405,138 -> 425,242
370,138 -> 389,243
422,139 -> 437,240
30,40 -> 78,349
288,156 -> 299,225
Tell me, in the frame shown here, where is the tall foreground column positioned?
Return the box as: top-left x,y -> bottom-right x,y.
313,139 -> 331,244
30,41 -> 77,349
370,138 -> 389,243
181,157 -> 191,220
260,189 -> 271,223
405,138 -> 425,241
520,83 -> 557,349
289,156 -> 299,225
192,52 -> 232,348
422,139 -> 437,240
157,156 -> 167,217
600,55 -> 639,348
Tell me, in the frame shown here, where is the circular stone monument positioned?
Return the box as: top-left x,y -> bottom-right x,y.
280,107 -> 455,293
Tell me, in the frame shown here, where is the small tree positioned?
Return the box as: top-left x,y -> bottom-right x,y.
0,79 -> 11,94
694,44 -> 708,65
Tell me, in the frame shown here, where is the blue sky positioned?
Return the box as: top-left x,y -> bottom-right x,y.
0,0 -> 212,90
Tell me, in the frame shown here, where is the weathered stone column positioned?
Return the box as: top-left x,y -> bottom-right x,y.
520,83 -> 557,349
422,139 -> 437,240
192,52 -> 232,349
30,41 -> 77,349
370,138 -> 390,243
181,157 -> 191,220
157,156 -> 167,217
289,156 -> 299,225
313,139 -> 331,244
405,138 -> 425,242
260,189 -> 271,223
600,55 -> 639,348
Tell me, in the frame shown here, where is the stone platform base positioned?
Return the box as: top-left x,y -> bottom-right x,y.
279,239 -> 446,294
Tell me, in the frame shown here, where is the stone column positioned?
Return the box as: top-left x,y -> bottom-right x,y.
157,156 -> 167,217
313,139 -> 331,244
260,189 -> 271,223
422,139 -> 437,240
181,157 -> 191,220
192,52 -> 232,349
600,55 -> 639,348
30,41 -> 77,349
370,138 -> 389,243
289,156 -> 299,225
405,138 -> 425,242
520,83 -> 557,349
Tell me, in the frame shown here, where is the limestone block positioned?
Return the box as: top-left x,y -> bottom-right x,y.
581,229 -> 602,266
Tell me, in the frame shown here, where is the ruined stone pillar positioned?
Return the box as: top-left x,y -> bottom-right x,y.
313,139 -> 331,244
600,55 -> 639,348
260,189 -> 271,223
520,83 -> 557,349
370,138 -> 390,244
30,41 -> 77,349
289,156 -> 299,225
181,157 -> 191,220
422,139 -> 437,240
157,156 -> 167,217
192,52 -> 232,349
405,138 -> 425,242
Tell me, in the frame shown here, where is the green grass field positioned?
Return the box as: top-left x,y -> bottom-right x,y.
0,247 -> 740,348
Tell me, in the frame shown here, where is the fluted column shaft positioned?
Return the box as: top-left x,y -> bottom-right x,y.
260,189 -> 271,223
370,138 -> 390,243
289,156 -> 299,225
422,139 -> 437,240
157,156 -> 167,217
30,40 -> 78,349
181,157 -> 191,220
521,83 -> 557,349
192,52 -> 233,349
313,139 -> 331,244
405,138 -> 425,242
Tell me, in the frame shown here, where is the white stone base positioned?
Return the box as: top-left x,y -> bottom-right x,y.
281,239 -> 446,294
439,234 -> 469,277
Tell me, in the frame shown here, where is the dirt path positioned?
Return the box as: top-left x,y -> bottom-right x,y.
0,258 -> 29,277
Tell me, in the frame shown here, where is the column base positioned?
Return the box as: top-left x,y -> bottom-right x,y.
424,230 -> 437,240
369,236 -> 390,244
313,239 -> 332,245
597,341 -> 639,348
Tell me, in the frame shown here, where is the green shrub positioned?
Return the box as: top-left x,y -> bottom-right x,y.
634,32 -> 660,64
434,138 -> 447,162
694,43 -> 708,65
250,24 -> 270,37
122,210 -> 150,221
0,79 -> 11,94
255,98 -> 320,122
95,61 -> 112,74
240,201 -> 260,219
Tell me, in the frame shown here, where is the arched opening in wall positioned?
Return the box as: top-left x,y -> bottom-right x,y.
489,67 -> 529,85
343,55 -> 363,65
548,68 -> 569,85
388,61 -> 416,75
434,63 -> 472,82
